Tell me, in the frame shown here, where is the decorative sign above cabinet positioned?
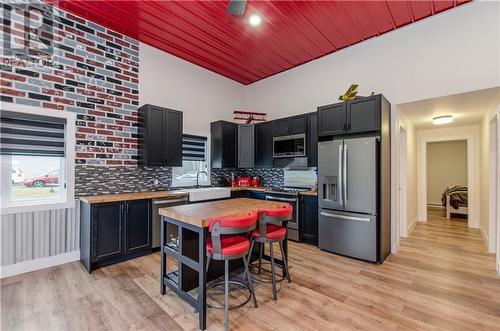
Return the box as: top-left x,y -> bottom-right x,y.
233,110 -> 266,123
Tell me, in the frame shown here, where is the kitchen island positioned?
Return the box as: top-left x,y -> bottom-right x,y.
158,198 -> 290,330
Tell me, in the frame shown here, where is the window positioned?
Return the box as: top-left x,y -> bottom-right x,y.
171,134 -> 209,187
0,106 -> 76,213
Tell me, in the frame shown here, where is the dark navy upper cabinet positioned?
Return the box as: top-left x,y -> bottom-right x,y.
289,115 -> 307,135
272,118 -> 290,137
318,102 -> 346,136
211,121 -> 238,168
318,95 -> 382,137
254,121 -> 274,168
238,124 -> 254,168
273,114 -> 307,137
307,112 -> 318,167
139,104 -> 183,167
346,95 -> 380,133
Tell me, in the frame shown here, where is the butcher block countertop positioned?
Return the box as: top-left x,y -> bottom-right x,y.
79,190 -> 189,204
79,187 -> 317,204
300,190 -> 318,196
159,198 -> 285,228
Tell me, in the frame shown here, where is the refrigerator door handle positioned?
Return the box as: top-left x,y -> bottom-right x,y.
338,144 -> 343,205
320,212 -> 371,222
343,145 -> 348,204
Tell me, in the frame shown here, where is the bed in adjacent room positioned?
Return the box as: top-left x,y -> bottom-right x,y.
441,185 -> 468,219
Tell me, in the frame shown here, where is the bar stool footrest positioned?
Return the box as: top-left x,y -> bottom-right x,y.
249,261 -> 287,285
206,280 -> 252,311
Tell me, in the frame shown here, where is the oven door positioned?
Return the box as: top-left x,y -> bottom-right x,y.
273,134 -> 306,158
265,194 -> 299,241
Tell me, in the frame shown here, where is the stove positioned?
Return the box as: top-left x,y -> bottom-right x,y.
264,187 -> 308,242
265,186 -> 310,196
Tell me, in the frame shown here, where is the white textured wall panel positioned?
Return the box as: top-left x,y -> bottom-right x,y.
1,200 -> 79,266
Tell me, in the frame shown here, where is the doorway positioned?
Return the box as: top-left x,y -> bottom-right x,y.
426,140 -> 468,222
418,128 -> 478,228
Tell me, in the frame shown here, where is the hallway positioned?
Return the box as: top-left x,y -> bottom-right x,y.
390,208 -> 500,329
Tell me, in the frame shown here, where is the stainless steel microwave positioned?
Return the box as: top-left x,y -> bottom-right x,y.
273,134 -> 306,158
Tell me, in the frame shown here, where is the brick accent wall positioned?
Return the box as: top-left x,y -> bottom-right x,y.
1,3 -> 140,166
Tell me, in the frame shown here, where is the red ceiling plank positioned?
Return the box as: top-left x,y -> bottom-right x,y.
409,1 -> 434,21
385,1 -> 414,27
433,0 -> 455,13
341,2 -> 380,41
191,0 -> 296,70
291,1 -> 346,51
46,0 -> 466,85
362,1 -> 396,34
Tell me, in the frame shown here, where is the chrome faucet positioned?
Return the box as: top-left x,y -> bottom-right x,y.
196,171 -> 208,188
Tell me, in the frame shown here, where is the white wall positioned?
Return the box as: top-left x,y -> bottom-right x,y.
479,95 -> 500,252
242,1 -> 500,118
139,43 -> 244,136
426,140 -> 468,205
397,110 -> 418,233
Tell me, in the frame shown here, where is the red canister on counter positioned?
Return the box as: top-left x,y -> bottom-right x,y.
251,177 -> 260,187
237,177 -> 251,187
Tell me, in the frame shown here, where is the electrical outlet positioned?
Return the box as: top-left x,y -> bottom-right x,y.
154,178 -> 159,187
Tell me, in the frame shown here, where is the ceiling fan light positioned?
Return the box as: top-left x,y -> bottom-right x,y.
432,115 -> 453,125
249,14 -> 261,27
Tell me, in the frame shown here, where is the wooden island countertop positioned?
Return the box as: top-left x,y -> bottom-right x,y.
159,198 -> 286,228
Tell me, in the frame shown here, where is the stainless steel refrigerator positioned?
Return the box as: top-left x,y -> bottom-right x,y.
318,136 -> 384,262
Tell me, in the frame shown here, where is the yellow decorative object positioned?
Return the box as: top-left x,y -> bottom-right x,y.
339,84 -> 359,101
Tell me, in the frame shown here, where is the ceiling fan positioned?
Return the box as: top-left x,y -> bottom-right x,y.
227,0 -> 247,15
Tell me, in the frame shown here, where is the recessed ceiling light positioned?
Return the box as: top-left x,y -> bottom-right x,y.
432,115 -> 453,125
249,14 -> 261,27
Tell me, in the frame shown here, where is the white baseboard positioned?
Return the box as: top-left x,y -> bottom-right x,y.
408,218 -> 418,233
0,251 -> 80,279
391,242 -> 400,254
479,226 -> 491,252
427,204 -> 444,210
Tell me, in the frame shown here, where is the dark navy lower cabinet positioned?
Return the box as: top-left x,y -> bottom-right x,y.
125,199 -> 152,253
247,190 -> 266,200
300,195 -> 318,245
93,202 -> 124,262
230,190 -> 248,199
80,199 -> 152,272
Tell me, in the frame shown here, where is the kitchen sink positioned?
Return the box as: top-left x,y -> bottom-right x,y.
182,187 -> 231,202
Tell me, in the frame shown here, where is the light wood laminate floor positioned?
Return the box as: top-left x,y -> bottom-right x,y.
2,209 -> 499,330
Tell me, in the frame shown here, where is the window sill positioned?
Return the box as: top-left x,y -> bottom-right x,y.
0,199 -> 76,215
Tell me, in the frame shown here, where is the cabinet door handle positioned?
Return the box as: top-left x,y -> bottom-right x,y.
125,203 -> 129,214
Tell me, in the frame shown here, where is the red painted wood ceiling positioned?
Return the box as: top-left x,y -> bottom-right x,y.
48,1 -> 469,85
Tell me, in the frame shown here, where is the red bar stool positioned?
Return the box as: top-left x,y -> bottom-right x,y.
206,212 -> 258,331
251,204 -> 292,301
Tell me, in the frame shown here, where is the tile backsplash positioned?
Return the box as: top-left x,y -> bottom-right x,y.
75,165 -> 172,196
211,168 -> 285,188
